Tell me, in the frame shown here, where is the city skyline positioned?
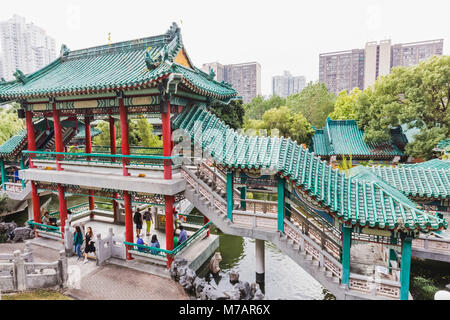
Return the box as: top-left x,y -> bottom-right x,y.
0,1 -> 448,96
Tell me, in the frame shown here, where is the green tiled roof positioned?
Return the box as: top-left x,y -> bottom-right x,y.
437,139 -> 450,150
311,119 -> 404,158
370,164 -> 450,199
400,159 -> 450,170
0,129 -> 27,157
73,124 -> 102,140
0,23 -> 237,102
174,106 -> 447,232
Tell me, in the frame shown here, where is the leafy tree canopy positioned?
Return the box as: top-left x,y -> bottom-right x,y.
243,95 -> 286,121
209,99 -> 245,129
329,87 -> 361,120
356,55 -> 450,159
286,82 -> 336,128
245,106 -> 315,145
0,103 -> 24,146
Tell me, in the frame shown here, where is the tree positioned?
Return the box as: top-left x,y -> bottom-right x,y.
245,106 -> 315,145
0,103 -> 24,146
286,82 -> 336,128
329,88 -> 361,120
356,55 -> 450,159
209,99 -> 245,129
243,95 -> 286,120
93,117 -> 162,149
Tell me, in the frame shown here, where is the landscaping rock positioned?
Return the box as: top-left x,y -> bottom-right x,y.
229,269 -> 239,283
11,227 -> 34,242
234,281 -> 251,300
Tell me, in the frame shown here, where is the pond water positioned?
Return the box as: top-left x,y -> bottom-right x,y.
2,195 -> 448,300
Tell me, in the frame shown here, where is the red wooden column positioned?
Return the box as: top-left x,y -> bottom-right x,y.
118,92 -> 133,259
162,100 -> 174,268
25,109 -> 41,224
109,115 -> 119,223
52,100 -> 67,237
84,116 -> 95,215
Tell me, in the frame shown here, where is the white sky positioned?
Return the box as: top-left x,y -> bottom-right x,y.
1,0 -> 449,96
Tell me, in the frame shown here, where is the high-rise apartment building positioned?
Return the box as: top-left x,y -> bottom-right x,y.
272,71 -> 306,98
320,39 -> 444,94
202,61 -> 261,103
0,15 -> 56,80
319,49 -> 365,95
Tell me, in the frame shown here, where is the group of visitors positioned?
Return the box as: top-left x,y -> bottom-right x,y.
132,206 -> 188,254
73,225 -> 96,263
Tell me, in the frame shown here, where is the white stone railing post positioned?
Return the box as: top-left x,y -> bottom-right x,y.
64,219 -> 74,256
424,239 -> 429,250
13,250 -> 26,291
24,240 -> 34,262
59,250 -> 68,288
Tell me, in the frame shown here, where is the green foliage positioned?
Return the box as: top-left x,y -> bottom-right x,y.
93,117 -> 162,149
329,88 -> 361,120
410,276 -> 439,300
245,106 -> 315,145
0,103 -> 24,146
209,99 -> 245,129
243,95 -> 286,120
356,55 -> 450,159
338,154 -> 353,176
286,82 -> 336,128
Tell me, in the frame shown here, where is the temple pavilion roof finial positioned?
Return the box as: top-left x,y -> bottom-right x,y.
208,68 -> 216,80
13,69 -> 27,84
166,22 -> 181,40
59,44 -> 70,60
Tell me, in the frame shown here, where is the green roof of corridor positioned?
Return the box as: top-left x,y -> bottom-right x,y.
311,119 -> 404,158
173,106 -> 447,232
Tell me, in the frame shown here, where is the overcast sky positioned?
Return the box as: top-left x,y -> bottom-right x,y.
1,0 -> 449,95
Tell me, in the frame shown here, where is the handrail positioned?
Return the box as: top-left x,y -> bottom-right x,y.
27,220 -> 61,233
182,165 -> 227,205
49,202 -> 91,217
123,221 -> 212,257
23,150 -> 180,160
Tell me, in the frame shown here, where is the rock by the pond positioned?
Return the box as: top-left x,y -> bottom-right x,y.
179,275 -> 194,292
252,288 -> 265,300
176,265 -> 188,281
209,252 -> 222,274
229,269 -> 239,283
12,227 -> 34,242
174,257 -> 188,266
0,222 -> 17,234
250,282 -> 260,298
234,281 -> 251,300
203,285 -> 229,300
224,289 -> 241,300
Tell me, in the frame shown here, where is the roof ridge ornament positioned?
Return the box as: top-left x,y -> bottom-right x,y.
13,69 -> 28,84
208,68 -> 216,80
166,22 -> 181,40
59,44 -> 70,61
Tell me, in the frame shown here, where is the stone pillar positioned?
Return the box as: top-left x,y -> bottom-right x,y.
59,250 -> 68,288
341,224 -> 352,288
227,171 -> 234,222
400,236 -> 412,300
255,239 -> 265,290
13,250 -> 26,291
64,220 -> 73,256
277,176 -> 285,232
24,241 -> 34,262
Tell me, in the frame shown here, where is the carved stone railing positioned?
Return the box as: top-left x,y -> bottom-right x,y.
284,219 -> 343,281
348,273 -> 401,299
232,210 -> 278,231
412,236 -> 450,254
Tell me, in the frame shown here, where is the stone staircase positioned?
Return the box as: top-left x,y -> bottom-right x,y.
181,164 -> 372,300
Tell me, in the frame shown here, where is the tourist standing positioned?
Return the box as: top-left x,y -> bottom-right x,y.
83,226 -> 96,264
133,208 -> 143,238
73,226 -> 83,260
178,225 -> 188,244
143,207 -> 153,236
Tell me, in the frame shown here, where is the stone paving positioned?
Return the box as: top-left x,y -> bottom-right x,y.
67,264 -> 189,300
0,241 -> 189,300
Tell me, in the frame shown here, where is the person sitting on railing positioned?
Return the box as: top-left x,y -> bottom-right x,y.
136,233 -> 148,253
49,217 -> 58,227
178,225 -> 188,244
149,234 -> 160,255
41,210 -> 50,225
